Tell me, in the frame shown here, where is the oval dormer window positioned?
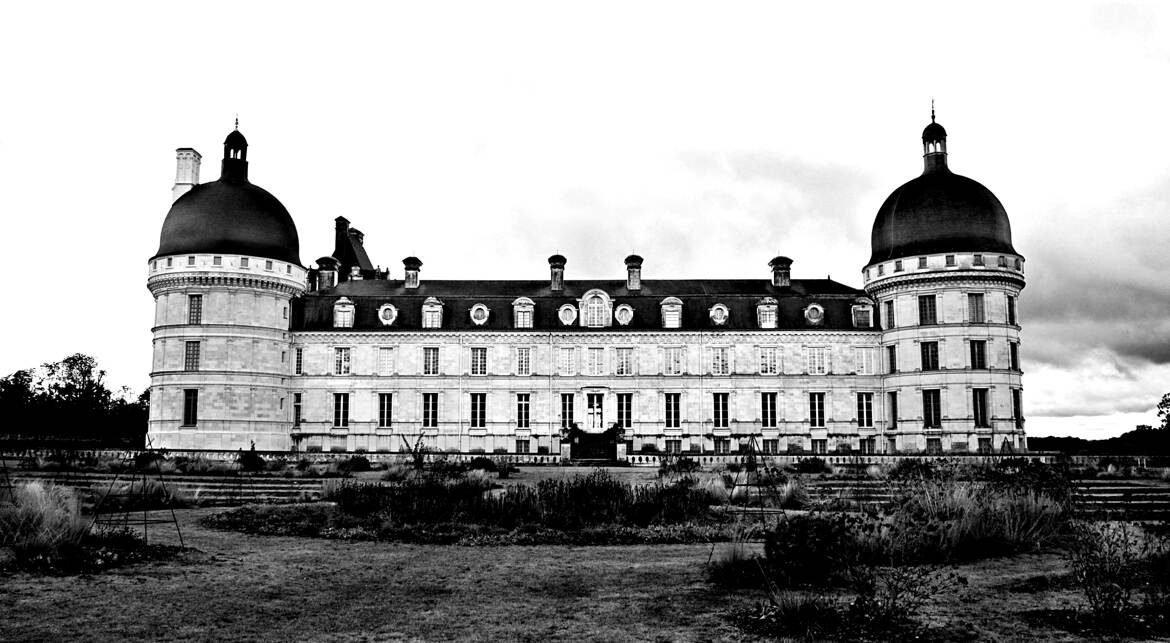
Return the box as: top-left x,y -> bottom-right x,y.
558,304 -> 578,326
803,303 -> 825,326
709,304 -> 729,326
378,303 -> 398,326
614,304 -> 634,326
470,303 -> 490,326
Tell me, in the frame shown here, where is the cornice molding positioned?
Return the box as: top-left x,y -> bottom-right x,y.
864,271 -> 1025,296
148,273 -> 306,297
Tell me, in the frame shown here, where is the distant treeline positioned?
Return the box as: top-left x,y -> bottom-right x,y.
0,354 -> 147,450
1030,424 -> 1170,456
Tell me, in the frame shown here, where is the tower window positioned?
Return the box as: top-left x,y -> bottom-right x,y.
188,294 -> 203,325
1006,296 -> 1018,325
266,260 -> 274,271
920,341 -> 939,371
1010,342 -> 1020,371
182,389 -> 198,426
886,345 -> 898,374
333,393 -> 349,428
166,257 -> 173,268
997,256 -> 1007,267
973,389 -> 990,428
887,391 -> 898,429
293,393 -> 302,427
857,392 -> 874,428
894,260 -> 903,272
967,293 -> 985,323
187,256 -> 195,266
884,300 -> 895,329
877,264 -> 885,276
969,340 -> 987,369
923,390 -> 942,428
918,256 -> 927,269
184,341 -> 200,371
240,257 -> 249,268
973,254 -> 984,266
295,348 -> 303,375
213,256 -> 222,266
945,255 -> 955,267
918,295 -> 937,325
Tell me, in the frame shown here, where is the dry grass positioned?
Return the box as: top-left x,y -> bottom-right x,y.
0,482 -> 90,552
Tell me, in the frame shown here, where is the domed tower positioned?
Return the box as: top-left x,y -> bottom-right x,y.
146,125 -> 307,450
863,110 -> 1026,455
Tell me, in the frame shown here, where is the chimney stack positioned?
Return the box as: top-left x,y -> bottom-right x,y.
316,257 -> 340,290
769,256 -> 793,288
350,266 -> 363,281
172,148 -> 202,202
548,254 -> 566,291
624,254 -> 643,291
403,257 -> 422,288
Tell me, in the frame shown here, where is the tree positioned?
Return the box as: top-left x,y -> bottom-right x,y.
1158,393 -> 1170,431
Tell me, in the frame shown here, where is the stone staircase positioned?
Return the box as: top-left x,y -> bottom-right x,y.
7,470 -> 329,507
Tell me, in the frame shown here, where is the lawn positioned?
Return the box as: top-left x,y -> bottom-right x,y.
0,506 -> 1113,642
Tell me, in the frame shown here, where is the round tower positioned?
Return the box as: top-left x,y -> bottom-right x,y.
147,126 -> 307,450
863,110 -> 1026,455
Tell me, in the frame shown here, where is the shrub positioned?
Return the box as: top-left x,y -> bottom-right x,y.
1066,521 -> 1170,629
639,444 -> 660,454
492,447 -> 508,454
494,457 -> 518,479
237,445 -> 266,472
380,464 -> 414,483
888,458 -> 937,480
338,455 -> 372,474
657,455 -> 700,478
792,457 -> 830,475
536,446 -> 550,455
97,478 -> 193,511
467,456 -> 498,472
776,479 -> 810,510
0,483 -> 90,557
763,512 -> 884,588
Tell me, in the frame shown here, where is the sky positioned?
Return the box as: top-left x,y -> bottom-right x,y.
0,1 -> 1167,439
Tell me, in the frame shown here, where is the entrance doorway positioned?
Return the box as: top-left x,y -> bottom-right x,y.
586,393 -> 604,431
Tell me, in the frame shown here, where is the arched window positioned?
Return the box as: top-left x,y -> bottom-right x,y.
421,297 -> 444,329
577,289 -> 612,328
660,297 -> 683,329
757,297 -> 778,329
512,297 -> 535,329
333,297 -> 355,328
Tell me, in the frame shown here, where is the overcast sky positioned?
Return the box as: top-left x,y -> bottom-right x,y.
1,1 -> 1167,439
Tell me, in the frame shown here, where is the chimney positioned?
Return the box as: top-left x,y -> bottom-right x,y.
350,266 -> 363,281
769,256 -> 793,288
624,254 -> 643,291
548,254 -> 566,291
334,217 -> 351,258
403,257 -> 422,288
172,148 -> 202,202
316,257 -> 339,290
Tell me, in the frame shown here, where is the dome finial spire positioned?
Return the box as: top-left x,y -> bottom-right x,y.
931,99 -> 935,123
234,114 -> 239,131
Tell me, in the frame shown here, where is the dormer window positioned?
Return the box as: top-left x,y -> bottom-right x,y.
512,297 -> 534,329
558,304 -> 577,326
803,303 -> 825,327
579,290 -> 612,328
614,304 -> 634,326
469,303 -> 490,326
378,303 -> 398,326
757,297 -> 778,329
333,297 -> 355,328
877,264 -> 885,276
422,297 -> 444,329
708,304 -> 729,326
660,297 -> 683,329
851,299 -> 874,328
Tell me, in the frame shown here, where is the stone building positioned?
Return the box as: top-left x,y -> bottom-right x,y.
147,114 -> 1026,458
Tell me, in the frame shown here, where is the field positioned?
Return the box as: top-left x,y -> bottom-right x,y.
0,505 -> 1114,643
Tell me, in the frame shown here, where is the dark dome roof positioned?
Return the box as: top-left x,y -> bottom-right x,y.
224,129 -> 247,147
869,167 -> 1016,264
922,121 -> 947,141
154,179 -> 301,265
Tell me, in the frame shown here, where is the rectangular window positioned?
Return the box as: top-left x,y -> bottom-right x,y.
422,308 -> 441,328
894,259 -> 903,272
378,393 -> 393,428
1007,296 -> 1017,325
860,438 -> 876,455
334,307 -> 354,328
920,341 -> 939,371
973,254 -> 984,266
761,392 -> 777,428
759,346 -> 780,375
471,347 -> 487,376
1009,342 -> 1020,371
333,393 -> 349,428
973,388 -> 989,428
586,347 -> 605,375
664,347 -> 684,376
293,392 -> 302,427
182,389 -> 198,426
712,393 -> 729,428
978,437 -> 993,454
423,347 -> 439,375
853,306 -> 872,327
714,438 -> 731,454
665,393 -> 681,428
888,391 -> 898,429
516,393 -> 530,428
187,256 -> 195,266
295,348 -> 303,375
923,389 -> 941,428
757,307 -> 777,329
615,348 -> 633,376
857,392 -> 873,428
378,347 -> 395,376
423,393 -> 438,428
945,255 -> 955,266
470,393 -> 486,428
515,308 -> 532,329
854,347 -> 876,375
918,295 -> 937,325
887,437 -> 897,454
265,259 -> 273,270
710,347 -> 729,375
516,347 -> 532,376
561,393 -> 575,429
240,257 -> 249,268
558,347 -> 575,376
884,300 -> 895,329
662,307 -> 681,329
665,439 -> 681,454
805,346 -> 829,375
968,293 -> 985,323
184,341 -> 200,371
282,306 -> 288,319
926,438 -> 943,454
969,340 -> 987,369
918,256 -> 928,269
212,256 -> 221,266
886,344 -> 898,374
334,347 -> 351,375
188,294 -> 203,324
515,439 -> 530,454
809,392 -> 825,428
811,439 -> 827,454
1012,389 -> 1023,428
617,393 -> 633,429
762,439 -> 779,455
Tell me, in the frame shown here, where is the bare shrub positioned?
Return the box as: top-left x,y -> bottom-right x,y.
1066,521 -> 1170,628
0,482 -> 90,557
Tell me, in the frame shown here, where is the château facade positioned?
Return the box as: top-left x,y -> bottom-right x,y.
147,114 -> 1026,458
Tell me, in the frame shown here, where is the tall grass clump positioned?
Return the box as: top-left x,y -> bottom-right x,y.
1066,521 -> 1170,632
0,482 -> 90,559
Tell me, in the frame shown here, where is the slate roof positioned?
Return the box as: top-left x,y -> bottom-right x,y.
291,278 -> 877,332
